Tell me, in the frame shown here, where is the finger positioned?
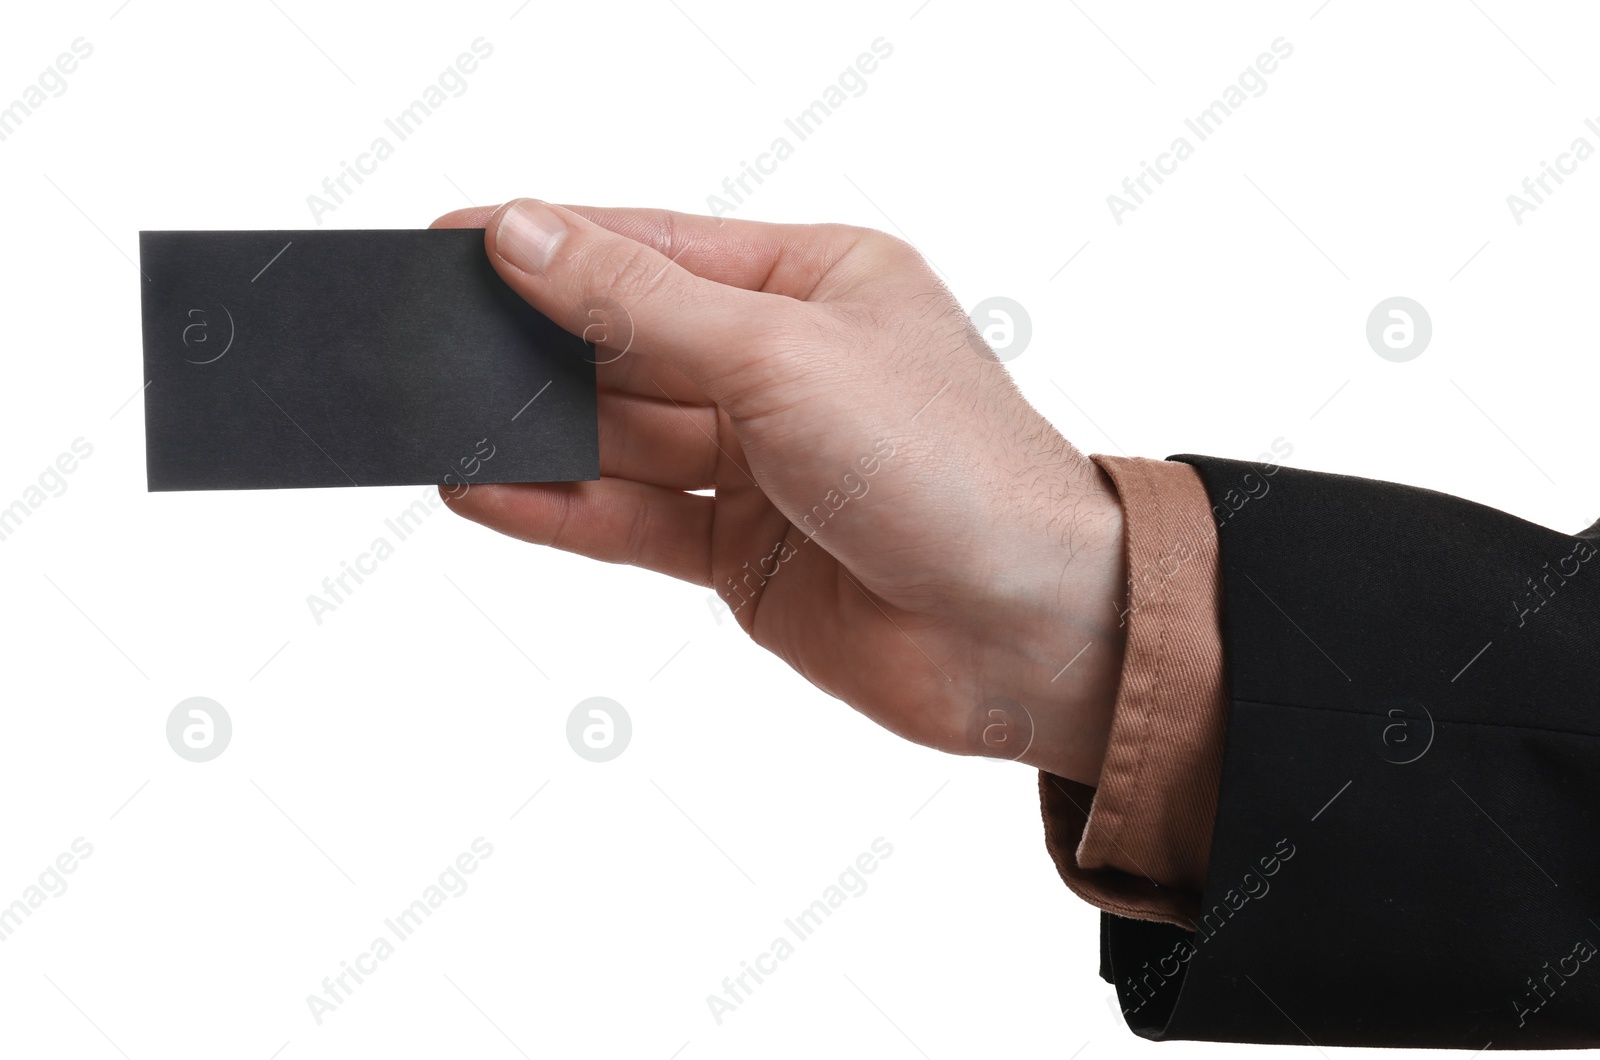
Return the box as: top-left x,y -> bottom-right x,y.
598,390 -> 718,490
432,204 -> 870,299
444,479 -> 713,586
433,211 -> 713,405
482,198 -> 804,417
597,349 -> 709,406
430,206 -> 498,229
563,205 -> 936,303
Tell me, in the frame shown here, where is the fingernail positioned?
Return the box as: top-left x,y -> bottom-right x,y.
495,198 -> 567,274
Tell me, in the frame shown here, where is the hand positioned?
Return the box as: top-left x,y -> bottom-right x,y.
430,200 -> 1128,786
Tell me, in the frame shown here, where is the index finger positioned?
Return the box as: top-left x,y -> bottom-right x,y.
431,204 -> 867,300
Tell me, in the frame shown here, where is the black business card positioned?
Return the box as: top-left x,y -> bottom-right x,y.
139,229 -> 598,491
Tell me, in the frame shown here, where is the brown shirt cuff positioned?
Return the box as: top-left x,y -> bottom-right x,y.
1039,455 -> 1228,928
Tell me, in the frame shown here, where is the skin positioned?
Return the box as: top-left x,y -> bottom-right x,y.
430,200 -> 1128,787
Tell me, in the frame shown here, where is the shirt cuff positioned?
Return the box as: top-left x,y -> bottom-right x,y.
1038,455 -> 1228,928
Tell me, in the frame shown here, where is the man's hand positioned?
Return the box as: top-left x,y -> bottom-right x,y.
430,200 -> 1127,787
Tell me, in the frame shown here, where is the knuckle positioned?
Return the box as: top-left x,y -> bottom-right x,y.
541,484 -> 577,551
655,209 -> 684,265
583,240 -> 669,307
620,499 -> 653,567
853,225 -> 920,264
822,223 -> 936,289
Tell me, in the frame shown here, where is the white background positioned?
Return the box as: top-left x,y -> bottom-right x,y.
1,0 -> 1596,1056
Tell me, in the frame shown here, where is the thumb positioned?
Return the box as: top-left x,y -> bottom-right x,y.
485,198 -> 800,414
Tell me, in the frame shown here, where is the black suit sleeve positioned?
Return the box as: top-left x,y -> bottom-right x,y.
1100,455 -> 1600,1049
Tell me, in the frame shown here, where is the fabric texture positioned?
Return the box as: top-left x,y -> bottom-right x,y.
1097,455 -> 1600,1047
1039,455 -> 1230,927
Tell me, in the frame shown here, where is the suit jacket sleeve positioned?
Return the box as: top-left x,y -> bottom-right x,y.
1102,454 -> 1600,1048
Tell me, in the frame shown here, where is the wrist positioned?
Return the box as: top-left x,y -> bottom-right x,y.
960,460 -> 1128,786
